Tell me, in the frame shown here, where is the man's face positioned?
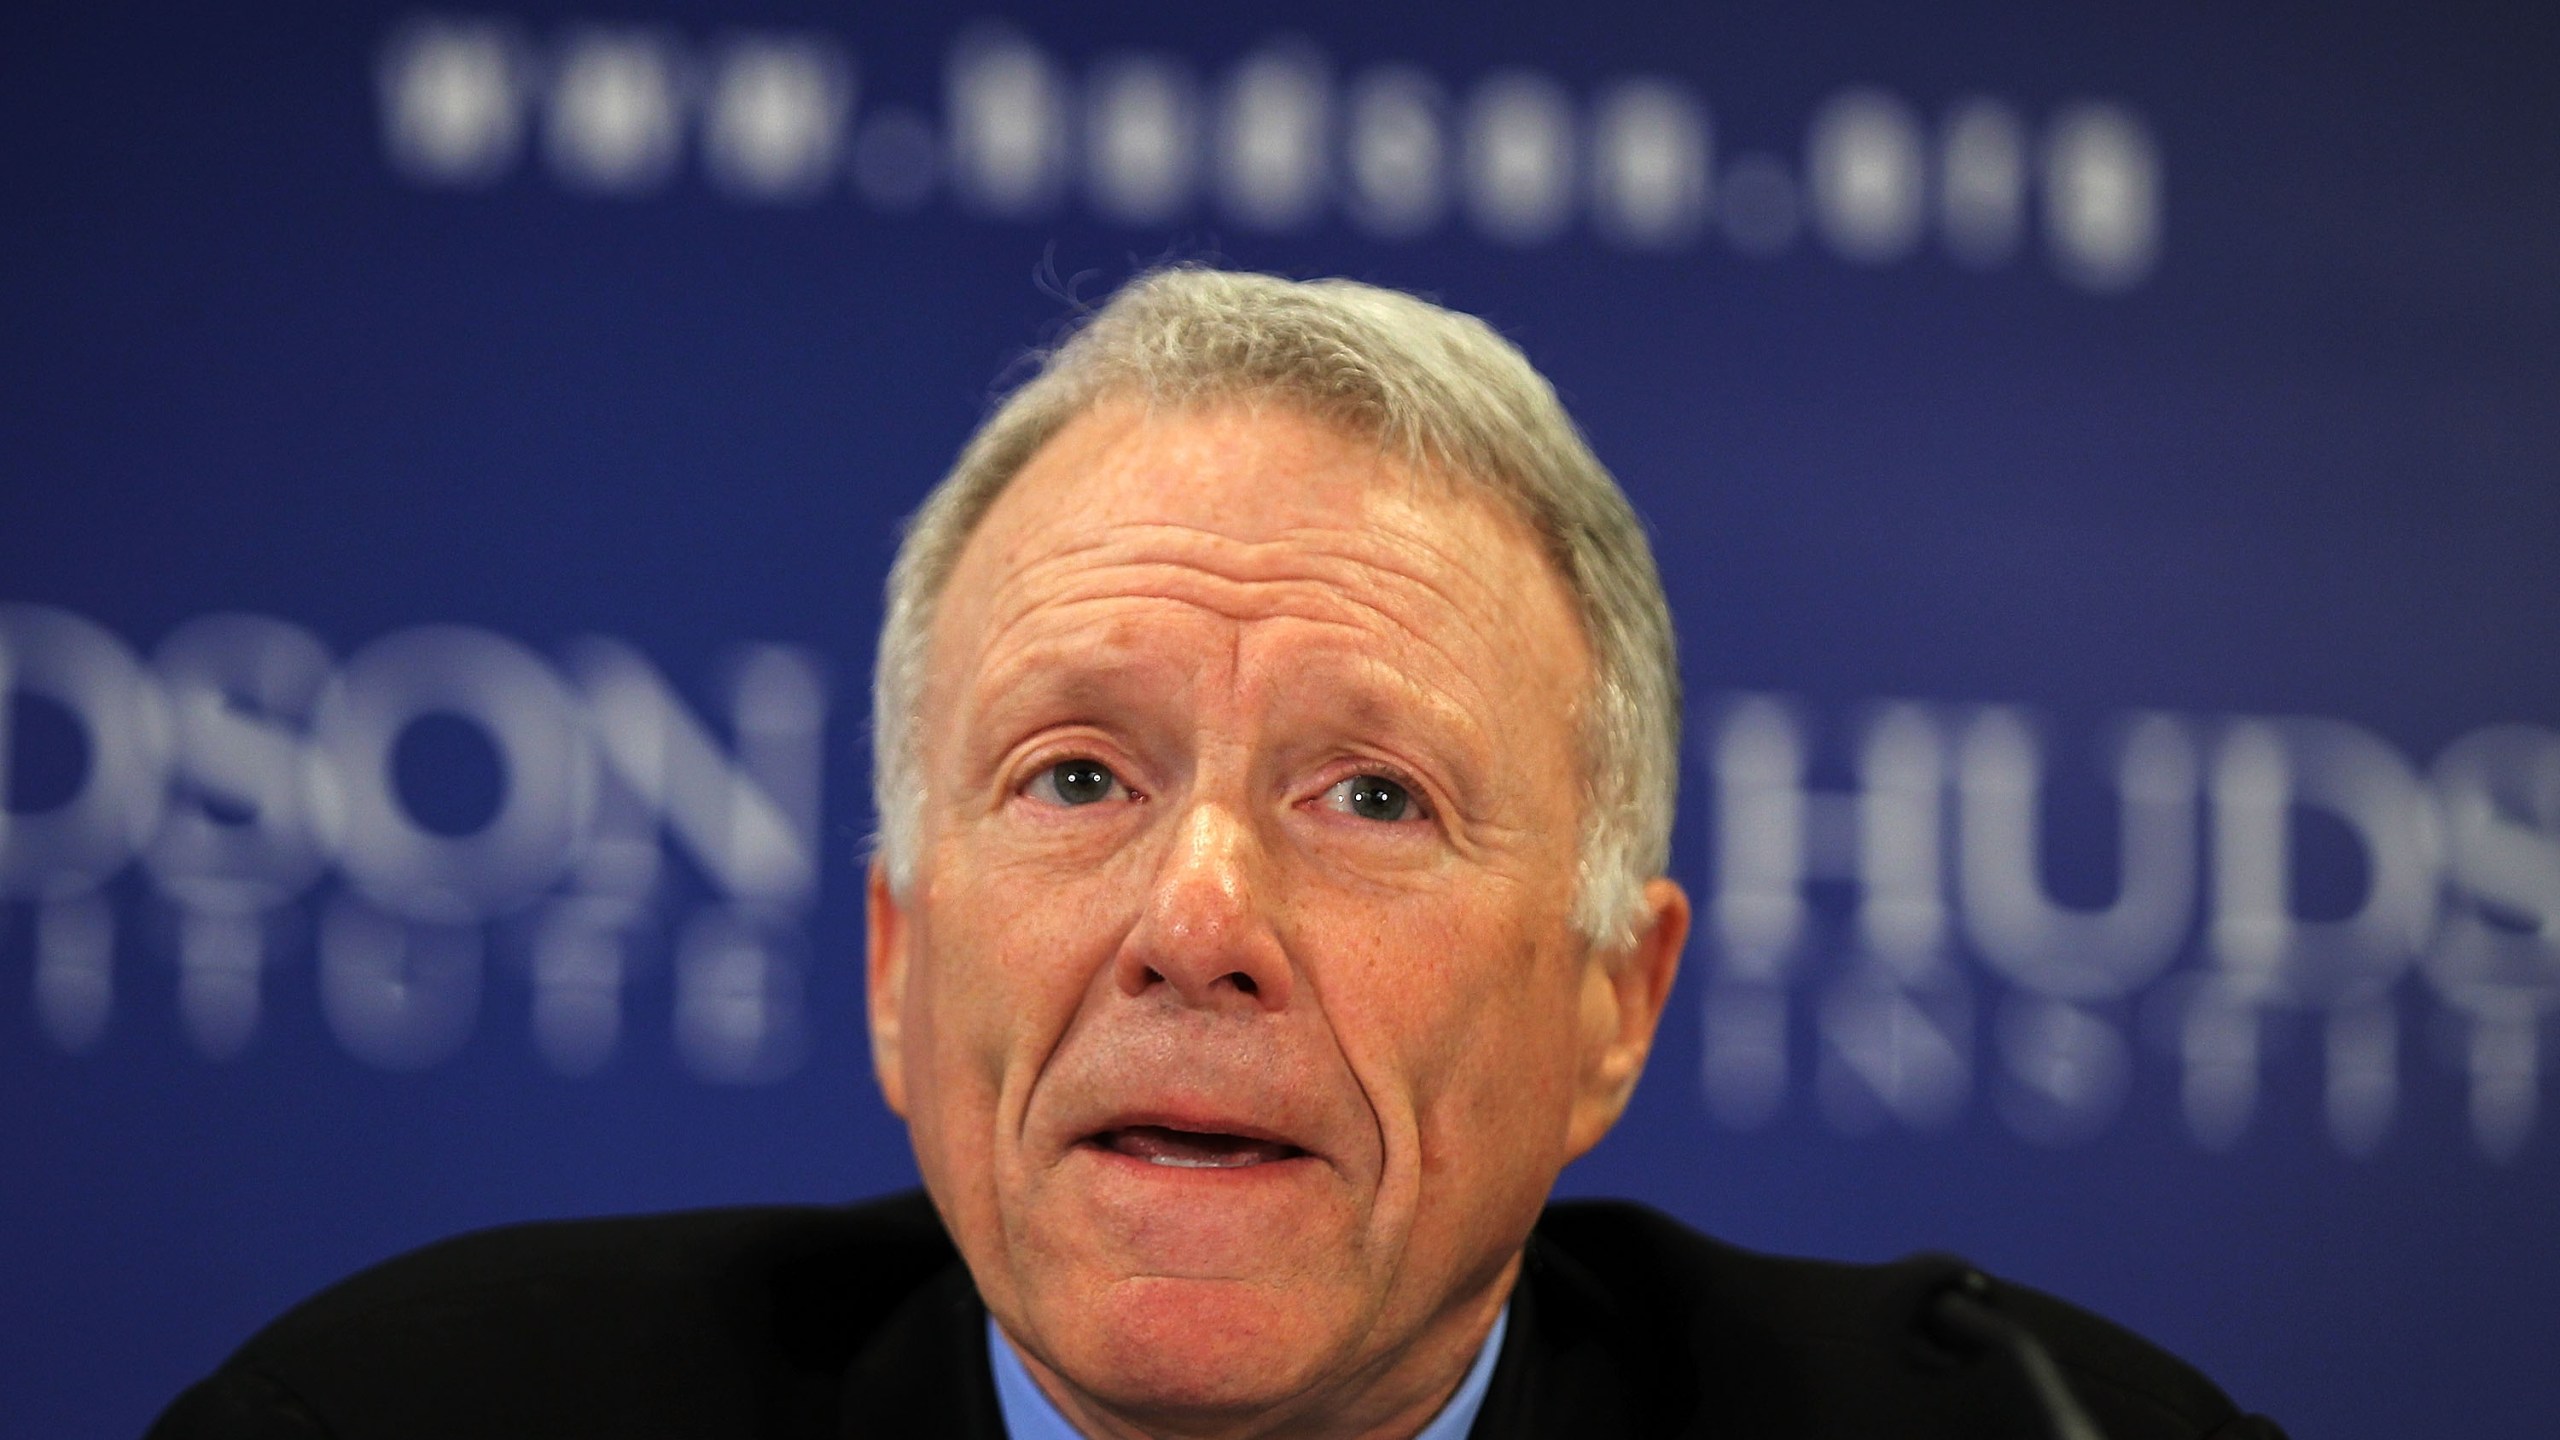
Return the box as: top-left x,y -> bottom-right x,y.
868,400 -> 1683,1436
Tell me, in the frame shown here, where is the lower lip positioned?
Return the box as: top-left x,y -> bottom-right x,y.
1058,1139 -> 1345,1276
1076,1139 -> 1322,1181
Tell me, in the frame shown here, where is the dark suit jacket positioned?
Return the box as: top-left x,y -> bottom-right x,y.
150,1190 -> 2284,1438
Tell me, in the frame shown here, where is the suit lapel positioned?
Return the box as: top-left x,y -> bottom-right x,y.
1465,1235 -> 1685,1439
837,1259 -> 1009,1438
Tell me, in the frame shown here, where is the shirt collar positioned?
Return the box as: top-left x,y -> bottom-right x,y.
987,1304 -> 1512,1440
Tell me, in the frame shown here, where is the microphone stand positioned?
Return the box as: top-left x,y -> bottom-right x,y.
1918,1266 -> 2112,1440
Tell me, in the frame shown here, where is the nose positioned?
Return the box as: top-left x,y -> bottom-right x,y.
1116,799 -> 1293,1014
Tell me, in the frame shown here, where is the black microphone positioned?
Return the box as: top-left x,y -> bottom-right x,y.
1910,1262 -> 2111,1440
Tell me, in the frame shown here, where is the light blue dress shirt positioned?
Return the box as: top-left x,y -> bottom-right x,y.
988,1305 -> 1512,1440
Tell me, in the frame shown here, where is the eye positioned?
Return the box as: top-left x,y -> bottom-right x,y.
1028,758 -> 1131,807
1320,773 -> 1424,823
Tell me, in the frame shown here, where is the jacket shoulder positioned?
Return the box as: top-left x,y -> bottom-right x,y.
1523,1200 -> 2282,1440
151,1191 -> 959,1440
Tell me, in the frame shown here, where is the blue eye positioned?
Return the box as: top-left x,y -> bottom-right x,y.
1324,774 -> 1418,822
1038,759 -> 1122,806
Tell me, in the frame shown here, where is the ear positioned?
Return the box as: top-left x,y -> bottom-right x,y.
866,860 -> 914,1118
1564,877 -> 1690,1161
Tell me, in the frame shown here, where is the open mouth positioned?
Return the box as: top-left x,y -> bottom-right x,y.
1088,1124 -> 1310,1170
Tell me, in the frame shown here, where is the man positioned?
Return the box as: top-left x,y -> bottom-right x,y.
153,269 -> 2284,1438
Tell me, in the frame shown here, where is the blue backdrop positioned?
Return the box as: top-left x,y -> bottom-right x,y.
6,4 -> 2556,1436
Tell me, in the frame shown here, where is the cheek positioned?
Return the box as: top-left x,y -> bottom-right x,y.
903,876 -> 1101,1224
1314,889 -> 1584,1168
1434,946 -> 1583,1144
910,855 -> 1133,1092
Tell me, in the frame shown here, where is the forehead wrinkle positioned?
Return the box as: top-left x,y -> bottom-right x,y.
954,570 -> 1338,726
977,512 -> 1544,681
959,614 -> 1227,763
1106,514 -> 1535,642
998,520 -> 1408,604
965,591 -> 1465,752
931,433 -> 1591,814
967,573 -> 1522,777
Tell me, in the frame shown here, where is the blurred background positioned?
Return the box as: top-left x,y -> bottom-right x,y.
5,3 -> 2556,1435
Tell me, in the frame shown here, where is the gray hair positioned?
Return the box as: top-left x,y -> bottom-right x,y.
871,267 -> 1678,948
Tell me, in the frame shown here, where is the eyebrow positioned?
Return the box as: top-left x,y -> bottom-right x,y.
1263,654 -> 1504,824
956,625 -> 1503,822
954,635 -> 1201,773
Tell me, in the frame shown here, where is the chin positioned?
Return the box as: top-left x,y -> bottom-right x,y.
1039,1273 -> 1357,1419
